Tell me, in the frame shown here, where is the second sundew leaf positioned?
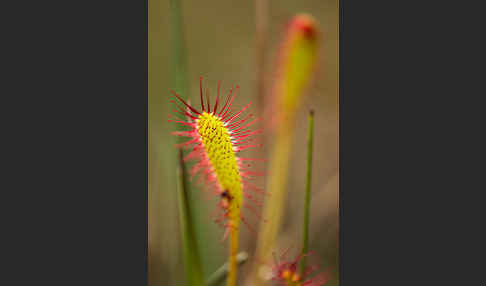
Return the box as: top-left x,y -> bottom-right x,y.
169,78 -> 265,286
282,28 -> 318,119
270,14 -> 319,129
248,14 -> 319,286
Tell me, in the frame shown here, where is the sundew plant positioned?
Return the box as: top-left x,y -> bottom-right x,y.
170,78 -> 265,285
149,1 -> 339,285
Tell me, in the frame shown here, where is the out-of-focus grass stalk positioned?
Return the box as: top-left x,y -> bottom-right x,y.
177,150 -> 204,286
300,110 -> 314,274
255,0 -> 268,114
170,0 -> 188,103
207,252 -> 248,286
171,0 -> 223,277
246,14 -> 319,286
170,1 -> 204,284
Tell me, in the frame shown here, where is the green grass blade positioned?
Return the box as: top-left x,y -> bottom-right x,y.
300,110 -> 315,274
177,150 -> 205,286
170,0 -> 189,102
206,252 -> 248,286
170,0 -> 224,280
170,1 -> 205,284
247,15 -> 319,286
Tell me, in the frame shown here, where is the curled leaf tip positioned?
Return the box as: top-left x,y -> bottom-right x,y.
268,13 -> 320,130
290,14 -> 318,39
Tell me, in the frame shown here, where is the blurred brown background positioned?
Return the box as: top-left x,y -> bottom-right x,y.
149,0 -> 338,285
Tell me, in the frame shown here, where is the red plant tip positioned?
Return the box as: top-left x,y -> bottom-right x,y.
291,14 -> 317,39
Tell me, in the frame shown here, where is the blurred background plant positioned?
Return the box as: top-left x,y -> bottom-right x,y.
149,0 -> 338,285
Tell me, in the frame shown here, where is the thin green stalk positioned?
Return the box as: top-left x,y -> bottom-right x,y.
255,0 -> 268,114
177,150 -> 204,286
300,110 -> 314,274
207,252 -> 248,286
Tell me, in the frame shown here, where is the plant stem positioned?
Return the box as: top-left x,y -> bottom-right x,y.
300,110 -> 314,274
255,0 -> 268,114
227,219 -> 240,286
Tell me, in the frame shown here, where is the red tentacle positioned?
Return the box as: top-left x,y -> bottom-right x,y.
231,117 -> 260,133
200,76 -> 205,112
213,80 -> 221,114
206,87 -> 211,113
225,101 -> 252,124
220,85 -> 238,118
227,113 -> 253,130
170,100 -> 198,120
218,86 -> 233,117
168,120 -> 196,127
170,90 -> 201,115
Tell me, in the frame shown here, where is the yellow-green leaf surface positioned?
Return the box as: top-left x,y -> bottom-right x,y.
196,111 -> 243,286
247,14 -> 319,286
